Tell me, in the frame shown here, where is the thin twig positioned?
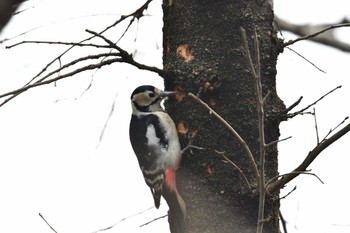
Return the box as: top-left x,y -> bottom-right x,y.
286,47 -> 326,73
181,145 -> 205,154
240,26 -> 266,233
0,57 -> 122,107
39,213 -> 58,233
286,85 -> 342,119
34,53 -> 120,87
92,206 -> 155,233
97,0 -> 153,37
320,116 -> 349,144
313,108 -> 320,144
263,90 -> 272,103
188,92 -> 260,182
282,96 -> 303,116
283,22 -> 350,48
86,29 -> 165,77
279,210 -> 288,233
96,90 -> 119,149
139,214 -> 168,227
265,136 -> 292,148
215,150 -> 251,190
266,170 -> 324,189
6,40 -> 111,49
279,186 -> 297,200
116,15 -> 138,44
85,29 -> 129,55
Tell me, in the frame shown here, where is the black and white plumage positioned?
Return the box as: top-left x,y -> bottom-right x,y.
129,85 -> 186,229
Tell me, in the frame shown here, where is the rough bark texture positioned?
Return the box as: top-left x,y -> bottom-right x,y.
163,0 -> 285,232
0,0 -> 24,33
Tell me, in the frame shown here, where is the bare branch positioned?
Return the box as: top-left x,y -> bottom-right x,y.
313,108 -> 320,144
267,122 -> 350,194
215,150 -> 252,190
39,213 -> 58,233
0,57 -> 122,107
97,0 -> 153,36
86,29 -> 165,76
96,90 -> 119,148
285,85 -> 342,119
92,206 -> 154,233
6,40 -> 111,49
116,14 -> 138,44
139,214 -> 168,227
265,136 -> 292,148
282,96 -> 303,115
320,116 -> 349,144
266,170 -> 324,189
181,145 -> 205,154
277,17 -> 350,52
279,186 -> 297,200
1,0 -> 158,108
0,52 -> 121,98
85,29 -> 129,55
285,47 -> 326,73
240,26 -> 266,233
279,210 -> 288,233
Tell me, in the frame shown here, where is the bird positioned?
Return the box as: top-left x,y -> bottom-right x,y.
129,85 -> 186,230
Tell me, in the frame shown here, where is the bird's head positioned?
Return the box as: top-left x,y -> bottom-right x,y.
131,85 -> 176,113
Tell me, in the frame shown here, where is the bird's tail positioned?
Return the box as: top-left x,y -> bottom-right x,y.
162,168 -> 187,233
150,187 -> 162,209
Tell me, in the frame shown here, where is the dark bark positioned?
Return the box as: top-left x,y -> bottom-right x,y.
0,0 -> 25,33
163,0 -> 285,232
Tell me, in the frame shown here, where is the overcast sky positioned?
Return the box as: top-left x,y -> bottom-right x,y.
0,0 -> 350,233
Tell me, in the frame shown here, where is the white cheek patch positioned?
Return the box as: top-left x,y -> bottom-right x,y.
133,92 -> 152,106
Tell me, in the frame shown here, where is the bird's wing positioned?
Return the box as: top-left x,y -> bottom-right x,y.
130,114 -> 168,170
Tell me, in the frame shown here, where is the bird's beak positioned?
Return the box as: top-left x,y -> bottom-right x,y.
159,90 -> 177,98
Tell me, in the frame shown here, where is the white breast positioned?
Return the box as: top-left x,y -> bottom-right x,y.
145,112 -> 181,169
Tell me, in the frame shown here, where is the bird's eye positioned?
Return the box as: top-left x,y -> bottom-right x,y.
149,93 -> 155,98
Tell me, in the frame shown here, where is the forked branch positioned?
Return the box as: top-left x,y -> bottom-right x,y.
267,122 -> 350,194
0,0 -> 161,108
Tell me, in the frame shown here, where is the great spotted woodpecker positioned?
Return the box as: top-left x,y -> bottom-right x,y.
129,85 -> 186,229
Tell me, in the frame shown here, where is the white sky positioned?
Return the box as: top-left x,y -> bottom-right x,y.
0,0 -> 350,233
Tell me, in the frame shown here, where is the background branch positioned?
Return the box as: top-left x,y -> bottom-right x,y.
39,213 -> 58,233
277,17 -> 350,52
267,122 -> 350,194
0,0 -> 159,107
6,40 -> 111,49
0,57 -> 123,107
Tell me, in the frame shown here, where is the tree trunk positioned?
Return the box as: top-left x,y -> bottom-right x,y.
163,0 -> 285,232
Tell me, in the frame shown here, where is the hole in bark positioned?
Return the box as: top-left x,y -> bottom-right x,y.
176,44 -> 194,62
177,120 -> 188,135
175,85 -> 186,102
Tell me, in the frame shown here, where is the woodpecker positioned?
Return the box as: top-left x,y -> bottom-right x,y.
129,85 -> 187,229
